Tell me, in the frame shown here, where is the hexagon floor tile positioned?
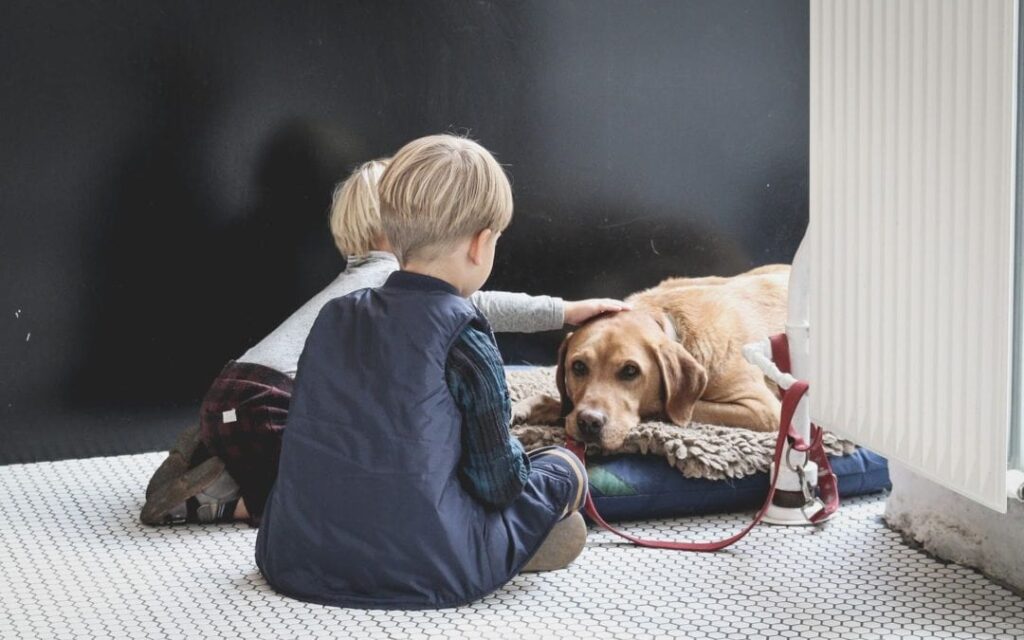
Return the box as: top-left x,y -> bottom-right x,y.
1,453 -> 1021,639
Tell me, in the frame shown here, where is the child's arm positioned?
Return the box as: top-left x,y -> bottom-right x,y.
470,291 -> 629,332
445,324 -> 531,509
469,291 -> 563,333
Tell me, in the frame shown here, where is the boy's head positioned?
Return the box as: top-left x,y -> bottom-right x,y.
329,158 -> 390,258
378,135 -> 513,269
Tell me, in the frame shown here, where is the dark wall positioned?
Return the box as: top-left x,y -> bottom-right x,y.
1,0 -> 808,463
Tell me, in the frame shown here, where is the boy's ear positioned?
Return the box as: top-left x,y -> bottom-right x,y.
467,228 -> 493,266
555,332 -> 574,417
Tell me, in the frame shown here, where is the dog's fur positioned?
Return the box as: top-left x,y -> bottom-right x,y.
514,265 -> 789,450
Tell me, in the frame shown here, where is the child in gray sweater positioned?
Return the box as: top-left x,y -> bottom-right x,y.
140,158 -> 623,526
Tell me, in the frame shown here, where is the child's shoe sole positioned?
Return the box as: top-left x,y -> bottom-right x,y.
521,511 -> 587,573
140,456 -> 226,526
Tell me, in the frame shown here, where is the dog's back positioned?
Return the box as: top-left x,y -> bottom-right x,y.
628,265 -> 789,350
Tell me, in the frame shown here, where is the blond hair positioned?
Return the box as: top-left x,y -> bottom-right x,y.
329,158 -> 390,258
378,134 -> 513,263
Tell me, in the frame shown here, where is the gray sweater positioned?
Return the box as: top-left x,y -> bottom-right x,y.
236,251 -> 564,377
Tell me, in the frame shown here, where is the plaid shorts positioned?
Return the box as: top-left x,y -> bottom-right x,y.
198,361 -> 294,524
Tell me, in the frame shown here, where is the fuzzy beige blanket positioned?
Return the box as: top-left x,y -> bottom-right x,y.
507,367 -> 856,480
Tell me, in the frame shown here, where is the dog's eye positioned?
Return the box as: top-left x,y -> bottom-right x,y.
619,364 -> 640,380
571,360 -> 588,377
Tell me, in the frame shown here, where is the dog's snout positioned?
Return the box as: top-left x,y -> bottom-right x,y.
576,409 -> 607,440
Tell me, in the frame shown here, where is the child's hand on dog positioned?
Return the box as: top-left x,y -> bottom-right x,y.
564,299 -> 630,326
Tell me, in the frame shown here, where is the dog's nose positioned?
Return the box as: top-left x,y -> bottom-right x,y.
576,409 -> 606,440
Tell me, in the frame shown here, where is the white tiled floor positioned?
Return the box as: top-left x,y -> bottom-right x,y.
0,453 -> 1021,640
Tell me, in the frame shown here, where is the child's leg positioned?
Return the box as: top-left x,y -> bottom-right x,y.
141,362 -> 292,526
525,446 -> 589,516
520,446 -> 589,573
196,363 -> 292,525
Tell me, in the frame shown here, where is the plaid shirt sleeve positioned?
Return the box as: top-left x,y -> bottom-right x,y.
445,323 -> 531,509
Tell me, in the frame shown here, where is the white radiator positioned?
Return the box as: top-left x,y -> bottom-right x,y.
808,0 -> 1019,511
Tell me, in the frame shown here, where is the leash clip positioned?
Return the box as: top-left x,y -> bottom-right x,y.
786,446 -> 809,473
795,465 -> 812,502
801,497 -> 826,522
794,461 -> 827,522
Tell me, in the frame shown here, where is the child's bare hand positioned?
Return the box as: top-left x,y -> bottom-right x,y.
564,298 -> 631,326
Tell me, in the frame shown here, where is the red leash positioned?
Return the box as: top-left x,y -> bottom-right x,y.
564,334 -> 839,551
769,334 -> 839,526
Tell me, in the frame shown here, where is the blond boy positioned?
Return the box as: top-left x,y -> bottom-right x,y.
254,135 -> 601,609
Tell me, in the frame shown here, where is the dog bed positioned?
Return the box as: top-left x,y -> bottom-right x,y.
506,367 -> 891,521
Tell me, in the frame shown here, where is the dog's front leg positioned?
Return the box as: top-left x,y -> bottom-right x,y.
511,393 -> 564,426
690,394 -> 781,432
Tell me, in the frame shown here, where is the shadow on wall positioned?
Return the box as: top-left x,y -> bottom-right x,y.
65,110 -> 365,410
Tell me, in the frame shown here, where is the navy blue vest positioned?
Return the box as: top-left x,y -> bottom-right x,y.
255,272 -> 564,609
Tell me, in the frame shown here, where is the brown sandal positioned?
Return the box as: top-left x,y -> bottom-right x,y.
145,425 -> 203,499
140,456 -> 227,525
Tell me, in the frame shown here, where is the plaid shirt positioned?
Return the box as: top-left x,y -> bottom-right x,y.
445,324 -> 531,509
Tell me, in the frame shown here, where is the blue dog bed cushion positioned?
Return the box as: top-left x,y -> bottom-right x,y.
585,448 -> 890,522
504,365 -> 891,522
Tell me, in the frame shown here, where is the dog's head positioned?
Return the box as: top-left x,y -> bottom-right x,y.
556,309 -> 708,450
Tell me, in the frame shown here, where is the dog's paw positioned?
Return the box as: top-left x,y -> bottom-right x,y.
511,394 -> 564,426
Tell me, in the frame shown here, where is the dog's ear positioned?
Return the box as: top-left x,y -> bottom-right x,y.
555,332 -> 574,417
652,309 -> 678,342
657,340 -> 708,426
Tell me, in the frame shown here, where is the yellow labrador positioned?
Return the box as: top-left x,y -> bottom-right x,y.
514,265 -> 789,450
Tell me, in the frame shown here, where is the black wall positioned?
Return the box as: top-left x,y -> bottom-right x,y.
1,0 -> 808,463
